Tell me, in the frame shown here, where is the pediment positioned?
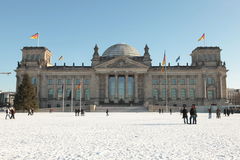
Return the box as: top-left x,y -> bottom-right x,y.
95,56 -> 148,69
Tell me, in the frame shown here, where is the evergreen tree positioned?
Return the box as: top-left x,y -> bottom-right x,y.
14,74 -> 38,111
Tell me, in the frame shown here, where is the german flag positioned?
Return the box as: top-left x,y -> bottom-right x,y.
161,52 -> 166,72
198,33 -> 205,41
30,33 -> 39,39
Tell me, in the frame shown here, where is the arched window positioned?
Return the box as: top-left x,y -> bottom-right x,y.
48,88 -> 54,99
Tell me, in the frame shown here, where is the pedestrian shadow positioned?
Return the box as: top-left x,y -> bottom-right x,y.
133,123 -> 185,126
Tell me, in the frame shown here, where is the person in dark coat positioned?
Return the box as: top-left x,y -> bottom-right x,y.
223,108 -> 227,116
74,109 -> 77,116
182,107 -> 188,124
216,108 -> 221,119
189,105 -> 197,124
77,109 -> 80,116
10,107 -> 15,119
81,109 -> 84,116
106,108 -> 109,116
227,109 -> 230,116
208,107 -> 212,119
170,108 -> 172,115
159,108 -> 161,114
230,108 -> 234,114
5,108 -> 11,119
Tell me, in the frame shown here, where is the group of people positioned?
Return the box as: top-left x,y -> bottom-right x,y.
181,105 -> 197,124
5,107 -> 15,120
208,107 -> 235,119
75,108 -> 85,116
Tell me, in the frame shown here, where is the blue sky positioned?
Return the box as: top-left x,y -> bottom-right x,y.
0,0 -> 240,91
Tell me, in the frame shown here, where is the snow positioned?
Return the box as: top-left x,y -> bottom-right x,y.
0,112 -> 240,160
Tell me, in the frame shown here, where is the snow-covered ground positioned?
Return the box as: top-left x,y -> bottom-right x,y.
0,112 -> 239,160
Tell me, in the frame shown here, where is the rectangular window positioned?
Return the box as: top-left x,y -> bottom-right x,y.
180,88 -> 186,99
84,79 -> 90,85
48,88 -> 54,99
76,89 -> 81,100
179,79 -> 185,85
84,88 -> 90,100
57,79 -> 62,85
32,77 -> 37,85
171,88 -> 177,100
207,77 -> 214,85
207,90 -> 214,99
171,79 -> 177,85
75,79 -> 80,85
161,88 -> 166,100
152,79 -> 159,85
189,79 -> 196,85
48,79 -> 53,85
152,89 -> 158,100
189,88 -> 195,99
161,79 -> 167,85
66,79 -> 71,85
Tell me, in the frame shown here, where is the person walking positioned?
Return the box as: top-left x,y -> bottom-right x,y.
74,109 -> 77,116
106,108 -> 109,116
170,108 -> 172,115
182,107 -> 188,124
223,108 -> 227,116
190,105 -> 197,124
5,108 -> 11,119
10,107 -> 15,119
227,109 -> 230,116
159,108 -> 161,114
81,109 -> 85,116
208,107 -> 212,119
216,108 -> 221,119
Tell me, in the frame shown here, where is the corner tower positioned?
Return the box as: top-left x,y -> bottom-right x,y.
20,47 -> 52,68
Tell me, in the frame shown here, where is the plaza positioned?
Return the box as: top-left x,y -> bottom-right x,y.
0,112 -> 239,160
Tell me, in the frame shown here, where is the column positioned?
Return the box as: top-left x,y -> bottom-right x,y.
219,75 -> 222,99
114,74 -> 118,103
134,74 -> 138,103
125,74 -> 128,103
104,74 -> 109,103
204,77 -> 207,99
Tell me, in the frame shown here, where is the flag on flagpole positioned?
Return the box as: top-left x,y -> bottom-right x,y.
198,33 -> 205,41
161,52 -> 166,72
30,33 -> 39,39
58,56 -> 64,61
176,56 -> 180,62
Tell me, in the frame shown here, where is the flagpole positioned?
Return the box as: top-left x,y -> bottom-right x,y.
62,81 -> 65,112
71,78 -> 74,112
80,78 -> 83,112
165,53 -> 168,112
37,32 -> 40,47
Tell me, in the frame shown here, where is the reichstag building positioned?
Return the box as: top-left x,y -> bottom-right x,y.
16,43 -> 227,109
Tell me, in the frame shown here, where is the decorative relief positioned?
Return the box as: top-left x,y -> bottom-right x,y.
107,60 -> 140,68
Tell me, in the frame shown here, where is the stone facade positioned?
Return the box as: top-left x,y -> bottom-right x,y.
15,44 -> 228,109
